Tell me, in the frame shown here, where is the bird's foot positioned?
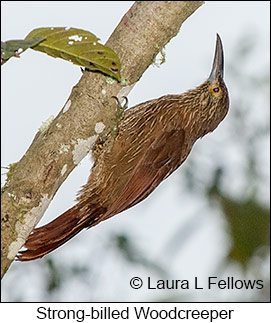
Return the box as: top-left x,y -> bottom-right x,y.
97,96 -> 128,153
107,96 -> 128,152
112,95 -> 128,129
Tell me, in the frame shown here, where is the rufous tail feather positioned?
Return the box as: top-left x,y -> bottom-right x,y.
17,204 -> 105,261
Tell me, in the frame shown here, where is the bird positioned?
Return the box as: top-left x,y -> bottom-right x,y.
17,34 -> 229,261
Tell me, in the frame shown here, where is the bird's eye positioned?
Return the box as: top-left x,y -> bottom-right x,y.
208,84 -> 221,96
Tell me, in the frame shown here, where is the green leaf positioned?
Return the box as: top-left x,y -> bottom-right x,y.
25,27 -> 121,80
1,37 -> 45,60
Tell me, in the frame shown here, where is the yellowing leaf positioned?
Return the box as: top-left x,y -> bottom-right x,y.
25,27 -> 121,80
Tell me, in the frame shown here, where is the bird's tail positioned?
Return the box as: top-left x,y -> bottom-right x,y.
17,204 -> 105,261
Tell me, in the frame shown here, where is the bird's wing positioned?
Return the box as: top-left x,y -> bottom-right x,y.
103,128 -> 186,220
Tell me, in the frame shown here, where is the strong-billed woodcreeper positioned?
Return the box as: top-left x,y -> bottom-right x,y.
18,34 -> 229,261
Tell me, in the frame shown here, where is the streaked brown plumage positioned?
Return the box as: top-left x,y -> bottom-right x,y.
17,34 -> 229,261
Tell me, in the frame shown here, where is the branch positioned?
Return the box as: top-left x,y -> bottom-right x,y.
1,1 -> 204,278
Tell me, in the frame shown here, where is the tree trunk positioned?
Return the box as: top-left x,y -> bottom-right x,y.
1,1 -> 203,278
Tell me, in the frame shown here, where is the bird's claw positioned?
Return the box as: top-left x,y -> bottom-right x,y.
98,96 -> 129,153
107,96 -> 128,152
112,96 -> 128,121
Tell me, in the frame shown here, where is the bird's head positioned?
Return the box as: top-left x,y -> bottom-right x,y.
206,33 -> 228,104
186,34 -> 229,136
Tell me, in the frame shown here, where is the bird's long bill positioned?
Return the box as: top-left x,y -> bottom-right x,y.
208,34 -> 224,81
